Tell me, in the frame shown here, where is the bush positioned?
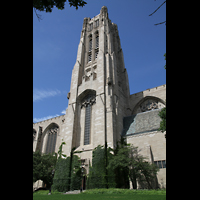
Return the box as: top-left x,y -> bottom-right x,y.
52,157 -> 71,192
86,145 -> 116,189
52,155 -> 82,192
70,155 -> 82,190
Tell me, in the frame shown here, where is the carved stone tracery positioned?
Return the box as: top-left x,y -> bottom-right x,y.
48,127 -> 58,134
134,98 -> 165,114
81,96 -> 96,108
140,100 -> 159,112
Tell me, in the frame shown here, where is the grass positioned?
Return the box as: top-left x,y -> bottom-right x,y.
33,189 -> 166,200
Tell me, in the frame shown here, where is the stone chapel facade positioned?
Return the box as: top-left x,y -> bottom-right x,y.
33,6 -> 166,189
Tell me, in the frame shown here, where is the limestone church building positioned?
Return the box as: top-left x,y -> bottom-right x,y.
33,6 -> 166,189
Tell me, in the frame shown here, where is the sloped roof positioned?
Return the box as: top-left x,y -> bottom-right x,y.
122,109 -> 162,136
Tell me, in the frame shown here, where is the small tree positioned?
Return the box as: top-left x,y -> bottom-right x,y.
52,142 -> 82,192
70,155 -> 81,190
108,142 -> 159,189
33,150 -> 42,183
52,156 -> 71,192
86,145 -> 116,189
33,151 -> 57,188
57,140 -> 67,159
158,106 -> 166,138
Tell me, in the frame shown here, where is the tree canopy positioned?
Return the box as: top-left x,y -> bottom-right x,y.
33,151 -> 57,188
33,0 -> 87,12
108,140 -> 159,189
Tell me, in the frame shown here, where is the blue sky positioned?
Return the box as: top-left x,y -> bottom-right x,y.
33,0 -> 166,123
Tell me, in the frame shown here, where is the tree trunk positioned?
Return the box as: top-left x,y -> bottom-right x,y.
130,177 -> 137,189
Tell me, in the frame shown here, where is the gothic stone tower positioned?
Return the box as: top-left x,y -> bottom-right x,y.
58,6 -> 131,167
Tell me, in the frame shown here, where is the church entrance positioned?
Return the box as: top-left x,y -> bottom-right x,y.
81,167 -> 87,190
82,175 -> 87,190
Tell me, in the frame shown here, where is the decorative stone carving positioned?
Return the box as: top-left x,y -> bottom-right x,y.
133,98 -> 165,115
81,96 -> 96,108
93,65 -> 97,80
49,127 -> 58,134
140,100 -> 158,112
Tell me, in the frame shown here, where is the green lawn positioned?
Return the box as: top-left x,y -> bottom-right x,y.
33,189 -> 166,200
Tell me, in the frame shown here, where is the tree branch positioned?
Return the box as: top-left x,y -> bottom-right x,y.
34,8 -> 43,21
149,1 -> 166,16
154,21 -> 166,26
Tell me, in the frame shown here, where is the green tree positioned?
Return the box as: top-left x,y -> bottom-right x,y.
52,143 -> 82,192
33,0 -> 87,12
52,156 -> 71,192
158,106 -> 166,137
57,140 -> 66,160
113,137 -> 130,188
33,150 -> 43,183
70,155 -> 81,190
33,0 -> 87,21
86,145 -> 116,189
33,151 -> 57,188
108,143 -> 159,189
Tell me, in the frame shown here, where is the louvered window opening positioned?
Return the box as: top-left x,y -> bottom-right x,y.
95,34 -> 99,59
88,52 -> 92,62
89,38 -> 92,52
96,36 -> 99,48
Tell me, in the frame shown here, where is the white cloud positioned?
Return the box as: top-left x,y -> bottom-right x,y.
61,110 -> 66,114
33,89 -> 61,102
33,114 -> 59,123
61,107 -> 67,115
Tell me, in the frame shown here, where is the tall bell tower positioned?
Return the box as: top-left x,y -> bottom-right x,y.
59,6 -> 131,162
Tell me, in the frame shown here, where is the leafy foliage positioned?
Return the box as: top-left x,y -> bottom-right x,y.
51,143 -> 81,192
52,156 -> 71,192
70,155 -> 82,190
33,151 -> 57,188
108,139 -> 159,189
33,0 -> 87,12
86,145 -> 116,189
158,107 -> 166,137
57,140 -> 66,159
33,141 -> 81,192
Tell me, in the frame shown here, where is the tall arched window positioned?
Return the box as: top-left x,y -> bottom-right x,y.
45,124 -> 58,154
81,93 -> 96,145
